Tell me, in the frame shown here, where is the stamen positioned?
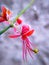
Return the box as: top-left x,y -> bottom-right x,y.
32,48 -> 39,53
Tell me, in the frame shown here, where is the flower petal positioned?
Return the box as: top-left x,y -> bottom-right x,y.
6,9 -> 12,20
1,6 -> 7,18
1,6 -> 7,13
25,38 -> 33,59
22,40 -> 25,60
7,9 -> 12,15
9,34 -> 20,38
17,18 -> 22,24
13,27 -> 17,32
22,25 -> 29,34
27,48 -> 33,59
0,17 -> 5,22
23,29 -> 34,37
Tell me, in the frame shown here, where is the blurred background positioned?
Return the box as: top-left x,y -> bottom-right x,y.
0,0 -> 49,65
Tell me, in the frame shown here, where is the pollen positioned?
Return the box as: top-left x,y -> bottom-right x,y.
33,48 -> 39,53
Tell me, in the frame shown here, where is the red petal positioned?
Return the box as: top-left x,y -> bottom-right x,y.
22,35 -> 26,40
9,35 -> 20,38
22,25 -> 29,34
13,27 -> 17,32
27,48 -> 33,59
0,17 -> 5,22
24,29 -> 34,36
7,9 -> 12,15
1,6 -> 7,14
1,6 -> 7,19
22,40 -> 25,60
26,39 -> 33,59
17,18 -> 22,24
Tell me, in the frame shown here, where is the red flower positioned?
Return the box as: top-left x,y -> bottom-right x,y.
17,18 -> 22,24
13,18 -> 22,32
0,6 -> 12,23
9,25 -> 38,61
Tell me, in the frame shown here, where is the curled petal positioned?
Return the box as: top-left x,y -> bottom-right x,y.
22,40 -> 25,60
26,39 -> 33,59
13,27 -> 17,32
1,6 -> 12,20
27,47 -> 33,59
22,25 -> 30,34
9,34 -> 20,38
27,38 -> 36,48
26,29 -> 34,36
1,6 -> 7,18
6,9 -> 12,20
1,6 -> 7,13
22,40 -> 27,61
0,17 -> 5,22
7,9 -> 12,15
23,29 -> 34,37
26,38 -> 38,53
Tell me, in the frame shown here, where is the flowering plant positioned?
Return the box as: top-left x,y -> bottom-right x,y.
0,0 -> 38,61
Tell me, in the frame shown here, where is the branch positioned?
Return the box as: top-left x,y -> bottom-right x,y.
0,24 -> 13,35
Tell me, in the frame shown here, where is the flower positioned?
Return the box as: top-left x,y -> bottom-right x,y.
12,18 -> 22,32
0,6 -> 22,34
0,6 -> 12,23
17,18 -> 22,25
9,25 -> 38,61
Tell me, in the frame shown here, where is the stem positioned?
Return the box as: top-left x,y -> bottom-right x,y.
13,0 -> 34,23
0,25 -> 13,35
